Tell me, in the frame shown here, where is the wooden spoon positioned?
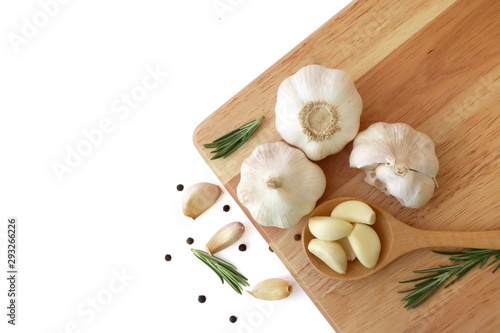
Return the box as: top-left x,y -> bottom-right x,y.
302,197 -> 500,281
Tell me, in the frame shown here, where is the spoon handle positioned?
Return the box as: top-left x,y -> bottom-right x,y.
401,227 -> 500,253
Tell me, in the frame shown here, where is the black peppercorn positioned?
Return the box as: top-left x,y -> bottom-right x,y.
238,244 -> 247,252
269,246 -> 274,252
198,295 -> 206,303
223,204 -> 230,212
186,237 -> 194,245
229,315 -> 237,323
294,234 -> 301,241
176,184 -> 184,191
165,254 -> 172,261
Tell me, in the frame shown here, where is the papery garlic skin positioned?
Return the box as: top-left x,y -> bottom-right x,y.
237,142 -> 326,228
275,64 -> 363,161
368,165 -> 436,208
350,122 -> 439,208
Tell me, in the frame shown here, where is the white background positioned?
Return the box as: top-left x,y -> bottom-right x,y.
0,1 -> 351,332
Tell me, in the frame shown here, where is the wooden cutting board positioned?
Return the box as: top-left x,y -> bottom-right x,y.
193,0 -> 500,331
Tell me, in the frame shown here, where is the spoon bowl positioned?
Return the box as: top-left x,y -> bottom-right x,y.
303,197 -> 500,281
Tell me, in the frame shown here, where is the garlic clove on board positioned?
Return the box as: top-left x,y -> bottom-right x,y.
237,141 -> 326,229
350,122 -> 439,208
182,182 -> 222,219
275,64 -> 363,161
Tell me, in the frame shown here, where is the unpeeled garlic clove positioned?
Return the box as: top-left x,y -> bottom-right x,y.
206,222 -> 245,255
247,278 -> 292,300
308,216 -> 353,241
347,223 -> 381,269
369,165 -> 435,209
330,200 -> 376,225
308,238 -> 347,274
182,182 -> 221,219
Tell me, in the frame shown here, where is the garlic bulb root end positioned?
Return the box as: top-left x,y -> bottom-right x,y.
350,122 -> 439,208
275,64 -> 363,160
237,142 -> 326,229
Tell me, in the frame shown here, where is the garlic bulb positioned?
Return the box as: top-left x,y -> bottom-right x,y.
237,141 -> 326,228
275,64 -> 363,161
349,122 -> 439,208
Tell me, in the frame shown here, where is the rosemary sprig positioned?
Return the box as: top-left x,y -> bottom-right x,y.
398,248 -> 500,309
203,116 -> 264,160
191,248 -> 249,294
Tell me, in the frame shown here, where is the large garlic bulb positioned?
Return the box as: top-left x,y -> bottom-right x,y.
275,64 -> 363,161
237,141 -> 326,228
349,122 -> 439,208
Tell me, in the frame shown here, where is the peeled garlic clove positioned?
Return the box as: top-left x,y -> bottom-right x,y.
275,64 -> 363,161
349,122 -> 439,208
308,238 -> 347,274
182,182 -> 221,219
237,142 -> 326,229
330,200 -> 376,225
247,278 -> 293,300
308,216 -> 353,241
206,222 -> 245,255
337,237 -> 357,261
347,223 -> 381,269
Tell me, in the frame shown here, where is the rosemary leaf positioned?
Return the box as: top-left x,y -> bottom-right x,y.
398,248 -> 500,309
191,249 -> 249,294
204,116 -> 264,160
488,257 -> 500,272
203,260 -> 225,284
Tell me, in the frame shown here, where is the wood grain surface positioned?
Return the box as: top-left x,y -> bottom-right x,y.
193,0 -> 500,331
